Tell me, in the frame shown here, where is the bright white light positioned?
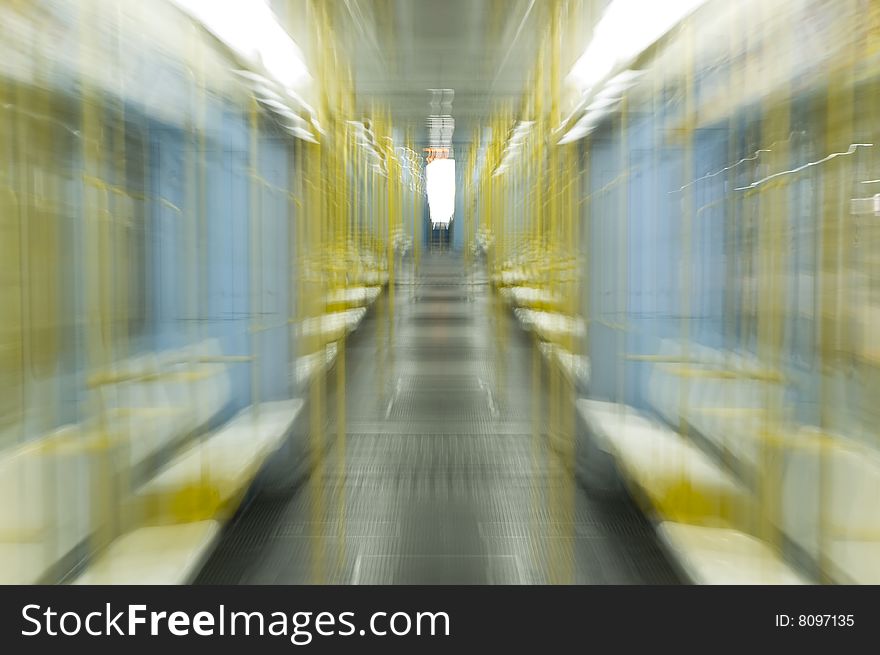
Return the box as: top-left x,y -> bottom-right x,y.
513,121 -> 534,136
558,110 -> 607,144
170,0 -> 311,94
567,0 -> 708,93
586,96 -> 621,112
605,69 -> 646,90
426,159 -> 455,226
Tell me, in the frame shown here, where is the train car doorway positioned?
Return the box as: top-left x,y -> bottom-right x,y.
430,222 -> 452,251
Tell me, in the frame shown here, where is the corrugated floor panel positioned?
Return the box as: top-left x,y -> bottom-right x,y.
196,253 -> 679,585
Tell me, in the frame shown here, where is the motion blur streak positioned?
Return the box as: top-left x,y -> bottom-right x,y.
0,0 -> 878,587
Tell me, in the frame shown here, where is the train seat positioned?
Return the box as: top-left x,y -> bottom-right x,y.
72,337 -> 304,583
74,385 -> 302,583
160,338 -> 233,429
360,269 -> 389,287
645,361 -> 702,427
0,543 -> 50,585
98,354 -> 192,469
684,376 -> 773,470
657,522 -> 808,584
293,342 -> 339,390
539,342 -> 590,390
690,407 -> 768,471
494,267 -> 529,287
96,341 -> 234,470
72,520 -> 220,585
136,399 -> 304,522
0,426 -> 92,583
325,285 -> 381,310
645,347 -> 782,472
514,309 -> 585,345
503,286 -> 564,311
780,432 -> 880,584
577,399 -> 751,526
298,308 -> 367,344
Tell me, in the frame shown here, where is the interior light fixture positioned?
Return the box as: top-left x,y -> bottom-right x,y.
567,0 -> 708,94
559,0 -> 703,143
170,0 -> 311,93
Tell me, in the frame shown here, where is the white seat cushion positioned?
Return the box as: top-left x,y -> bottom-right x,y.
326,286 -> 381,307
828,541 -> 880,584
0,426 -> 91,576
577,399 -> 651,452
293,343 -> 339,388
0,542 -> 54,584
658,522 -> 808,584
139,399 -> 304,507
781,435 -> 880,583
72,521 -> 220,585
577,399 -> 750,525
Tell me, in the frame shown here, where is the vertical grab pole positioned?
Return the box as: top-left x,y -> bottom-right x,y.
195,18 -> 212,520
755,0 -> 790,554
306,0 -> 327,584
111,2 -> 132,529
79,0 -> 114,556
249,92 -> 262,440
675,15 -> 696,523
386,111 -> 396,349
817,0 -> 857,584
335,66 -> 350,577
720,1 -> 742,527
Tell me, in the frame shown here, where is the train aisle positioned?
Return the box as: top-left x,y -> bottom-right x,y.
197,253 -> 679,584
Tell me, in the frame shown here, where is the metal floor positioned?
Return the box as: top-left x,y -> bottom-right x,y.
197,252 -> 680,584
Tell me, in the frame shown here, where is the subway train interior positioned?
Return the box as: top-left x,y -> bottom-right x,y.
1,0 -> 879,586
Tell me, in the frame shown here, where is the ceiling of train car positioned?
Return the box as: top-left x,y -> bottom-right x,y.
333,0 -> 547,149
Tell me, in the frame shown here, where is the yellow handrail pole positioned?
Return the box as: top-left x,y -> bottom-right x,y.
559,0 -> 580,533
387,114 -> 395,347
335,61 -> 350,577
78,0 -> 115,555
306,0 -> 328,583
678,17 -> 695,447
406,128 -> 416,297
816,0 -> 858,584
0,47 -> 27,569
111,2 -> 136,528
195,23 -> 210,435
584,127 -> 592,357
718,2 -> 743,523
546,0 -> 575,584
414,137 -> 421,275
754,0 -> 791,550
491,112 -> 505,399
373,107 -> 387,407
14,4 -> 58,559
